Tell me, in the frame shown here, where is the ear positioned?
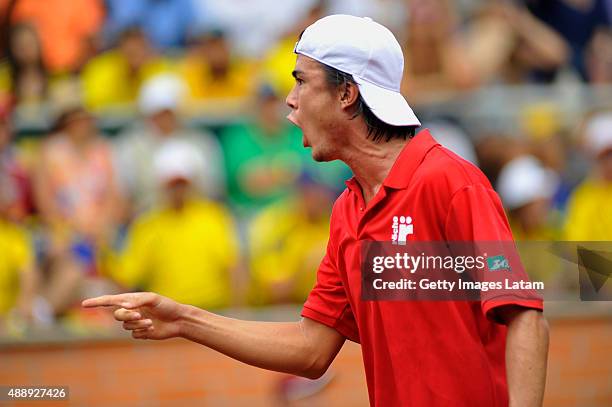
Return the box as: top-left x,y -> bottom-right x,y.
339,82 -> 360,110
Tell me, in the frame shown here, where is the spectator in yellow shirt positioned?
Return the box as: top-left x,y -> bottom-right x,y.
496,155 -> 562,284
80,28 -> 172,112
248,173 -> 335,305
496,155 -> 560,241
179,29 -> 257,108
564,111 -> 612,241
260,2 -> 324,97
110,139 -> 240,309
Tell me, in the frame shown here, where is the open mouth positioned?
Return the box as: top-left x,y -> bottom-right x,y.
286,113 -> 309,147
286,113 -> 300,128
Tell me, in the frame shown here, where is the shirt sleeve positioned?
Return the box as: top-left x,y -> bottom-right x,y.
301,217 -> 360,343
444,184 -> 544,322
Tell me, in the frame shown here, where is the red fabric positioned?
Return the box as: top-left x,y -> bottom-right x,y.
302,129 -> 543,406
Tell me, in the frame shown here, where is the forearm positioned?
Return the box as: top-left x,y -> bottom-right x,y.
505,309 -> 549,407
514,9 -> 568,67
178,304 -> 342,379
17,266 -> 39,315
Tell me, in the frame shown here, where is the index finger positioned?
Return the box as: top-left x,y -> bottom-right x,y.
81,294 -> 133,308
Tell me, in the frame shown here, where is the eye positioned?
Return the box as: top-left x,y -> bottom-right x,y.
295,77 -> 304,85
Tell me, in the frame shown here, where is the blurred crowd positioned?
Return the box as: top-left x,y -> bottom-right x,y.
0,0 -> 611,334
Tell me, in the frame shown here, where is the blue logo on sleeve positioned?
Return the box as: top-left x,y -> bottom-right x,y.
487,255 -> 511,272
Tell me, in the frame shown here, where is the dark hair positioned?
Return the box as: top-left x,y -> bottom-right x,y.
321,64 -> 417,143
118,26 -> 148,44
52,106 -> 90,132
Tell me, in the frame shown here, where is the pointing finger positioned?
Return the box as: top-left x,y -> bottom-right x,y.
82,294 -> 134,308
82,292 -> 158,309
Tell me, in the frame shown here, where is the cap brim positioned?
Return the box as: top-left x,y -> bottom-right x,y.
354,77 -> 420,127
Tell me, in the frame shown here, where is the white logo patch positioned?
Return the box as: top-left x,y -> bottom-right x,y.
392,216 -> 413,245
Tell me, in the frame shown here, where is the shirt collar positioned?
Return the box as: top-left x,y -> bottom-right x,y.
344,128 -> 439,193
383,128 -> 439,189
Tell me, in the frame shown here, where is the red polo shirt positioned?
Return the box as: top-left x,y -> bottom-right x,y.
301,129 -> 543,406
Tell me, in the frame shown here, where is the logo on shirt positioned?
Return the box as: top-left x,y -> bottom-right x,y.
486,255 -> 511,272
392,216 -> 413,245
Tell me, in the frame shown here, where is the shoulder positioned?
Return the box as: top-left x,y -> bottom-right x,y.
0,220 -> 29,243
0,220 -> 33,260
180,129 -> 220,148
567,178 -> 602,208
221,120 -> 254,135
131,208 -> 163,232
328,188 -> 351,232
41,136 -> 69,158
248,199 -> 296,243
572,178 -> 599,197
91,136 -> 113,153
190,199 -> 234,221
82,51 -> 123,74
114,125 -> 151,150
416,144 -> 492,196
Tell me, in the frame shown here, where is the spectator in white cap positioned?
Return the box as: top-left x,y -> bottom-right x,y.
84,15 -> 549,407
497,155 -> 560,240
152,139 -> 206,207
113,74 -> 225,218
425,120 -> 479,165
564,110 -> 612,240
108,138 -> 240,310
582,110 -> 612,167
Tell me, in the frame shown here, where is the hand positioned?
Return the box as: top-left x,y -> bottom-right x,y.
81,292 -> 185,340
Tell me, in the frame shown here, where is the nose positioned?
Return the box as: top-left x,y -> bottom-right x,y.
285,85 -> 297,110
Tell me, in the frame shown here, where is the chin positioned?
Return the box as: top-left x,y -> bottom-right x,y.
311,146 -> 334,163
311,153 -> 326,162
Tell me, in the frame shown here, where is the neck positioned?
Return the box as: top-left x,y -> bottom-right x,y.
169,198 -> 187,211
150,122 -> 176,137
339,128 -> 408,204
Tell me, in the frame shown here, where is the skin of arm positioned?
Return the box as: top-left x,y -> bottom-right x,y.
497,305 -> 550,407
16,264 -> 39,320
82,292 -> 345,379
32,146 -> 61,226
508,5 -> 569,69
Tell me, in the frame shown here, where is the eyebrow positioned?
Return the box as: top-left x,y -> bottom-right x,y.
291,70 -> 304,79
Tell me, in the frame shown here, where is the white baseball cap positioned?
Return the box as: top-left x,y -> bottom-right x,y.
294,14 -> 420,127
139,74 -> 186,116
496,155 -> 559,211
153,139 -> 205,184
584,112 -> 612,157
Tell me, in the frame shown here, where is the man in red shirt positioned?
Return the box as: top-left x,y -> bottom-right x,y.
83,15 -> 549,406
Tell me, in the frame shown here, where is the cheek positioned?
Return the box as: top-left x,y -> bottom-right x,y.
299,89 -> 334,123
